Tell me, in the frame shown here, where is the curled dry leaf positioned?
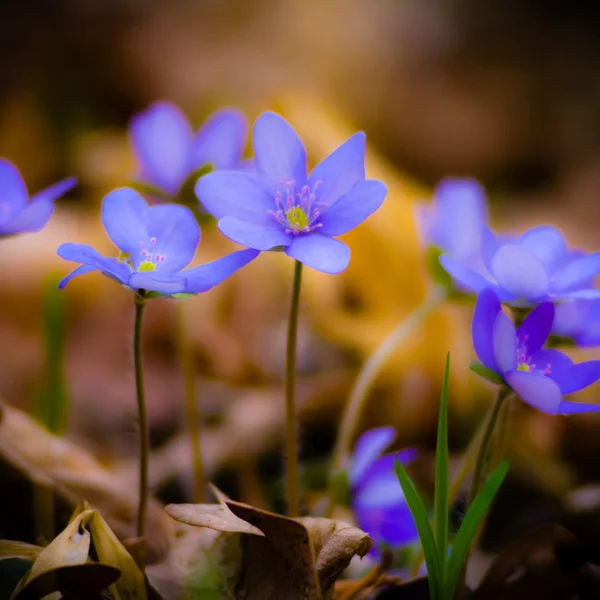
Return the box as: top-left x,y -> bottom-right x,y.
0,401 -> 174,563
0,541 -> 43,563
166,491 -> 372,600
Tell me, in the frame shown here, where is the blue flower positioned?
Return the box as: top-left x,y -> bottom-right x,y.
0,159 -> 76,237
350,427 -> 418,553
57,188 -> 259,295
194,112 -> 387,274
442,225 -> 600,307
415,178 -> 488,263
129,101 -> 248,198
553,299 -> 600,347
472,288 -> 600,414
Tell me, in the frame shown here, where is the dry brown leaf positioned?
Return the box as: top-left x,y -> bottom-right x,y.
0,541 -> 43,563
298,517 -> 373,594
0,401 -> 174,563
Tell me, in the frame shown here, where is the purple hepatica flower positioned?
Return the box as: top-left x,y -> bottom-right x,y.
129,101 -> 248,198
415,178 -> 488,264
57,188 -> 259,295
553,299 -> 600,347
472,288 -> 600,414
0,159 -> 76,237
442,225 -> 600,307
350,427 -> 418,553
194,112 -> 387,274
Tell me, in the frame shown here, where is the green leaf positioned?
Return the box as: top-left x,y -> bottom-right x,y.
425,247 -> 454,291
445,461 -> 509,597
469,361 -> 504,386
433,354 -> 450,588
34,274 -> 69,434
395,460 -> 442,600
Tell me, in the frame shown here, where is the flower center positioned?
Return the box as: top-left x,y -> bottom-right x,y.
116,237 -> 166,271
516,335 -> 552,375
268,176 -> 324,235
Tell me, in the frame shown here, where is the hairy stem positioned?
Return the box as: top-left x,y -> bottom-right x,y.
133,295 -> 149,546
285,260 -> 303,517
176,301 -> 205,502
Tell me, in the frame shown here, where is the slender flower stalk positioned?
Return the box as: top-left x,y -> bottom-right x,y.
176,301 -> 205,502
326,286 -> 447,516
133,294 -> 149,543
285,260 -> 303,517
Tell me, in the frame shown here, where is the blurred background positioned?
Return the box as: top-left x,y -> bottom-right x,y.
2,0 -> 600,562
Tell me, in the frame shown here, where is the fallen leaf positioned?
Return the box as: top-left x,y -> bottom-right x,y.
166,504 -> 264,537
0,541 -> 42,563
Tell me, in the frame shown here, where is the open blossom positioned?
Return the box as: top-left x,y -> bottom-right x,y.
129,101 -> 248,198
195,112 -> 387,274
472,288 -> 600,414
442,225 -> 600,307
415,178 -> 488,264
0,159 -> 76,237
57,188 -> 258,295
553,299 -> 600,347
350,428 -> 418,553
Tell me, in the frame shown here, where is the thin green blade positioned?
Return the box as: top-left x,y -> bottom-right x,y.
446,461 -> 509,596
395,459 -> 442,600
433,353 -> 451,586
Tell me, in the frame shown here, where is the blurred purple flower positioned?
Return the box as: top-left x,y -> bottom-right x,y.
195,112 -> 387,274
350,427 -> 418,552
415,178 -> 488,263
57,188 -> 258,295
442,225 -> 600,307
553,299 -> 600,347
0,159 -> 76,237
473,288 -> 600,414
129,101 -> 248,198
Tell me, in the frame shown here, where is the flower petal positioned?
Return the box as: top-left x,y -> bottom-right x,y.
517,302 -> 554,355
129,101 -> 193,195
0,198 -> 54,235
184,248 -> 260,293
57,243 -> 131,286
472,288 -> 502,371
439,256 -> 503,296
58,264 -> 98,289
146,204 -> 200,271
195,171 -> 274,226
353,455 -> 406,507
0,159 -> 27,220
253,112 -> 307,191
285,234 -> 350,274
505,371 -> 562,414
318,180 -> 386,237
551,361 -> 600,395
190,108 -> 248,170
552,253 -> 600,293
558,400 -> 600,415
127,271 -> 188,294
530,349 -> 573,373
101,188 -> 150,258
481,226 -> 502,273
552,301 -> 584,338
431,179 -> 488,260
308,132 -> 365,206
218,216 -> 290,250
31,177 -> 77,204
350,427 -> 396,486
555,289 -> 600,300
493,310 -> 517,373
519,226 -> 568,272
491,245 -> 550,301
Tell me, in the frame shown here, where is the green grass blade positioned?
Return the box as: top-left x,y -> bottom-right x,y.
433,353 -> 451,588
34,274 -> 69,433
395,459 -> 442,600
446,461 -> 509,597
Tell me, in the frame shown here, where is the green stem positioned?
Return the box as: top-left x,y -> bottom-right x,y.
285,260 -> 303,517
176,301 -> 205,503
452,386 -> 511,600
133,295 -> 149,543
326,286 -> 447,517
